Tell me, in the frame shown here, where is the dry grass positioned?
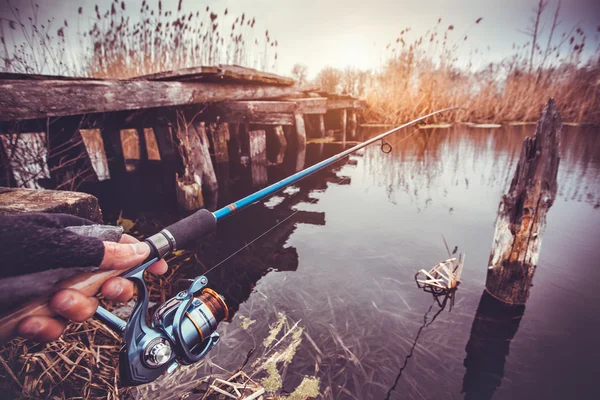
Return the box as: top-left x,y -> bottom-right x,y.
0,0 -> 278,78
0,319 -> 123,399
315,10 -> 600,124
190,313 -> 320,400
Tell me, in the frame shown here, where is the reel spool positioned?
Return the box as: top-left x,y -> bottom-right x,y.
152,286 -> 229,360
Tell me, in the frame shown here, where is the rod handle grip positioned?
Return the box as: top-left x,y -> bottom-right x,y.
162,209 -> 216,251
0,269 -> 121,345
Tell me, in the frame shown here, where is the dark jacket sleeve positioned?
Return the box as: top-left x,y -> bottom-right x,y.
0,213 -> 105,278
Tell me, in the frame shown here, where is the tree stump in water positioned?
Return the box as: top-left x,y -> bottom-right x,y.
486,99 -> 561,304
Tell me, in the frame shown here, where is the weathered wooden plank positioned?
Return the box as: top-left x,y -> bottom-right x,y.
208,123 -> 230,163
79,129 -> 110,180
193,122 -> 218,192
248,129 -> 267,163
327,99 -> 355,110
339,109 -> 347,142
293,98 -> 328,114
215,101 -> 297,125
0,72 -> 99,81
269,126 -> 287,165
228,123 -> 242,170
0,80 -> 305,122
348,109 -> 357,140
173,119 -> 218,211
354,99 -> 367,109
486,99 -> 561,304
134,66 -> 219,81
318,114 -> 326,138
135,65 -> 295,86
248,130 -> 268,187
0,132 -> 50,188
219,65 -> 295,86
294,113 -> 307,171
0,187 -> 102,222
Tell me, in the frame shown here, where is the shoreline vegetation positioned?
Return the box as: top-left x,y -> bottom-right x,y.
0,0 -> 279,78
1,1 -> 598,125
304,1 -> 600,125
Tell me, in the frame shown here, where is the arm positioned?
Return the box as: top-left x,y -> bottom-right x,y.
0,213 -> 167,342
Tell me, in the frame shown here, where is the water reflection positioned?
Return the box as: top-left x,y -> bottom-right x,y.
360,126 -> 600,210
385,291 -> 455,400
130,125 -> 600,400
194,146 -> 353,317
461,291 -> 525,400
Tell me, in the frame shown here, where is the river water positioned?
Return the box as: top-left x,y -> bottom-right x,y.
131,125 -> 600,399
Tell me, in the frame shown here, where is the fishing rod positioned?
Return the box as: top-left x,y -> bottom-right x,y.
0,107 -> 456,386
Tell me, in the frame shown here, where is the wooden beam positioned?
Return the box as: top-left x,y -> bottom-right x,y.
215,101 -> 297,125
354,99 -> 367,109
292,98 -> 327,114
134,65 -> 295,86
0,79 -> 305,122
327,99 -> 355,110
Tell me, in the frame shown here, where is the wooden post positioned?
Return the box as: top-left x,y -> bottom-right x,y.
173,119 -> 218,211
209,122 -> 230,163
294,113 -> 307,171
227,123 -> 242,171
340,109 -> 347,143
248,129 -> 267,186
193,122 -> 218,192
318,114 -> 326,138
268,125 -> 287,165
348,109 -> 357,140
486,99 -> 561,304
462,291 -> 525,399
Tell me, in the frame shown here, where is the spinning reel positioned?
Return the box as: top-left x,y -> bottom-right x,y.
96,256 -> 229,386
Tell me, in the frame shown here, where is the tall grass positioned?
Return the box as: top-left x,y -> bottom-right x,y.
0,0 -> 278,78
317,9 -> 600,124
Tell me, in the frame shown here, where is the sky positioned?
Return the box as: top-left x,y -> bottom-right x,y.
1,0 -> 598,77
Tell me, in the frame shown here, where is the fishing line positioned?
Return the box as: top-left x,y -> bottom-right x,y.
204,175 -> 350,276
204,124 -> 431,277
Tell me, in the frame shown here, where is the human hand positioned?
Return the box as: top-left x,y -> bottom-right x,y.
16,234 -> 168,342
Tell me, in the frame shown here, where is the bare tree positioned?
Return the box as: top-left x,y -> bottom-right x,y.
314,67 -> 342,93
291,64 -> 308,85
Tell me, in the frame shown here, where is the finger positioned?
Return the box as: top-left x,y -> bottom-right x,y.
50,289 -> 99,322
146,259 -> 168,275
119,234 -> 168,275
100,241 -> 150,270
101,277 -> 135,302
119,233 -> 139,245
18,316 -> 68,342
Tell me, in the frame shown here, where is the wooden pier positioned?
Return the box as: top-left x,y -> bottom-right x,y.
0,65 -> 364,210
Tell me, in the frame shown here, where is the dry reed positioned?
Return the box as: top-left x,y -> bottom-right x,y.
0,0 -> 278,78
314,8 -> 599,124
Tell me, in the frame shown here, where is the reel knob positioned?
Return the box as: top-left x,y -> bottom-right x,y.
144,338 -> 173,368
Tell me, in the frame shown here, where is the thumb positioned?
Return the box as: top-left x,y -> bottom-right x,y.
100,241 -> 150,270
